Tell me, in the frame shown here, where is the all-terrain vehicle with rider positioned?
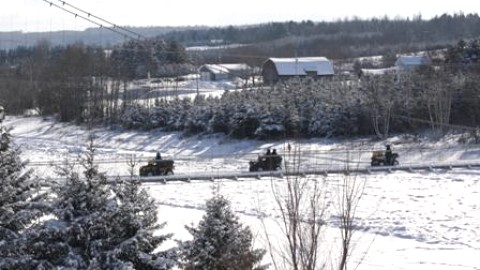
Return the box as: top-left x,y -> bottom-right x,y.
371,145 -> 399,166
139,153 -> 174,176
249,149 -> 282,172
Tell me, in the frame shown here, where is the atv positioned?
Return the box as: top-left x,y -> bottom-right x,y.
249,154 -> 282,172
371,150 -> 399,166
139,159 -> 174,176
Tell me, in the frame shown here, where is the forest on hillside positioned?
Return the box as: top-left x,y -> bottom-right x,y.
1,15 -> 480,139
1,38 -> 480,140
162,13 -> 480,46
165,13 -> 480,65
2,13 -> 480,62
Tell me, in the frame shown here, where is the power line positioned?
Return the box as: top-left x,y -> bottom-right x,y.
34,0 -> 186,64
32,0 -> 260,60
37,0 -> 140,40
54,0 -> 145,40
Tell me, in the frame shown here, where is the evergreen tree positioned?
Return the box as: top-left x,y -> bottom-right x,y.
96,177 -> 176,270
254,109 -> 285,139
179,193 -> 267,270
19,138 -> 175,269
0,124 -> 47,268
229,105 -> 260,138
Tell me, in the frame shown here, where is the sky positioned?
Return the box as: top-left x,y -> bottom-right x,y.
1,0 -> 480,32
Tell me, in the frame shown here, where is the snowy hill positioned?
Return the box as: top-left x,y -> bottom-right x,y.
4,116 -> 480,269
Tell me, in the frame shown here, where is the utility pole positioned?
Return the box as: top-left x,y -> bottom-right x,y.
0,106 -> 4,125
194,52 -> 200,97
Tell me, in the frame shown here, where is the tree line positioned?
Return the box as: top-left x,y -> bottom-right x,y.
0,38 -> 190,122
166,13 -> 480,64
162,14 -> 480,46
2,13 -> 479,64
116,38 -> 480,139
121,54 -> 480,139
1,36 -> 480,139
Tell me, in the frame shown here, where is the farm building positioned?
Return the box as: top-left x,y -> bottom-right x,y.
360,67 -> 397,77
395,55 -> 431,71
262,57 -> 334,84
199,63 -> 250,81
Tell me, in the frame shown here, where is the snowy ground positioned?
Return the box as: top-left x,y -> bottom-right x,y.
127,76 -> 251,102
4,116 -> 480,269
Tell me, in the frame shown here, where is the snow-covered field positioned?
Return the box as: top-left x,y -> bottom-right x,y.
128,77 -> 250,102
4,116 -> 480,269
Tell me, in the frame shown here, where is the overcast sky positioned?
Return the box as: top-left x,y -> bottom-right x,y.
2,0 -> 480,32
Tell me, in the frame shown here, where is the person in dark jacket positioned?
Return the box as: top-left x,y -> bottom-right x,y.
385,145 -> 393,165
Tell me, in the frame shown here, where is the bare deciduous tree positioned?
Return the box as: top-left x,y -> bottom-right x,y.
337,153 -> 366,270
263,144 -> 366,270
361,74 -> 397,139
126,154 -> 139,178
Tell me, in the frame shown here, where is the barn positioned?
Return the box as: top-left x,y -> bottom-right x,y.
262,57 -> 334,84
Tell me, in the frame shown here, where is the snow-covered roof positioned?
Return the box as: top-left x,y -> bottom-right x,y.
395,55 -> 431,67
267,57 -> 334,76
201,64 -> 230,75
200,63 -> 249,75
361,67 -> 398,75
218,63 -> 250,71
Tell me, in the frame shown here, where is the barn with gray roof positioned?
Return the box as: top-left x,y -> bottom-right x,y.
262,57 -> 334,84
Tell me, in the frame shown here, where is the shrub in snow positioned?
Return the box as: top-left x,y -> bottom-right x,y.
229,105 -> 260,138
183,106 -> 212,136
178,194 -> 267,270
254,109 -> 286,139
121,104 -> 150,129
208,110 -> 229,134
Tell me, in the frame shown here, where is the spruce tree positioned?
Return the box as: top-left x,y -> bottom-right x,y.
20,137 -> 175,269
179,193 -> 267,270
0,124 -> 47,268
93,177 -> 175,269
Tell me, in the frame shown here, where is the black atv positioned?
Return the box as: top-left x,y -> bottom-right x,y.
371,151 -> 399,166
249,155 -> 282,172
139,159 -> 174,176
